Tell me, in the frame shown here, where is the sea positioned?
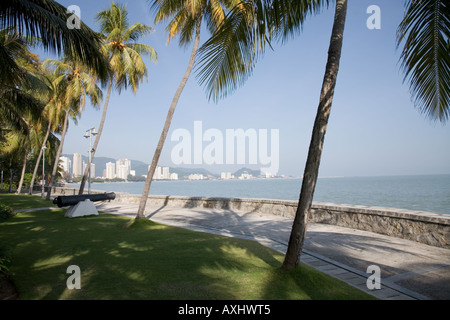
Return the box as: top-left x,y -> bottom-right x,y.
68,174 -> 450,215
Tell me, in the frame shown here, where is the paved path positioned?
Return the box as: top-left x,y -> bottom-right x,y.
93,202 -> 450,300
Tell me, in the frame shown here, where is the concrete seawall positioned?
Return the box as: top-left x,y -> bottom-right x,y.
50,186 -> 450,249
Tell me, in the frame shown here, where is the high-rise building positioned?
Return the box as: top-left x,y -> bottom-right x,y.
162,167 -> 170,180
73,153 -> 82,177
152,166 -> 162,180
83,163 -> 95,178
105,162 -> 116,179
59,156 -> 72,176
116,159 -> 131,180
152,166 -> 171,180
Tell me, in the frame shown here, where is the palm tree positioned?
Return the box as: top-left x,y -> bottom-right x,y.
78,2 -> 158,195
200,0 -> 347,270
136,0 -> 243,219
43,57 -> 102,200
281,0 -> 347,269
0,27 -> 47,133
2,127 -> 30,194
0,0 -> 109,83
28,73 -> 66,195
196,0 -> 448,269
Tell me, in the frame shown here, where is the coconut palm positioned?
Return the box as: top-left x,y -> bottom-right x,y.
0,0 -> 109,83
281,0 -> 347,269
0,27 -> 47,134
202,0 -> 347,270
43,57 -> 103,200
136,0 -> 245,219
78,2 -> 158,195
2,125 -> 31,194
196,0 -> 448,269
28,73 -> 66,195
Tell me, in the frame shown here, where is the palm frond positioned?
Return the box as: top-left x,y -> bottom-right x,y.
124,23 -> 155,42
397,0 -> 450,123
1,0 -> 110,81
196,2 -> 258,102
0,86 -> 44,133
127,43 -> 159,63
195,0 -> 330,102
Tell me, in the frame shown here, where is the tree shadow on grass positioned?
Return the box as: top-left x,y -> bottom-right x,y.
0,209 -> 284,300
0,208 -> 380,300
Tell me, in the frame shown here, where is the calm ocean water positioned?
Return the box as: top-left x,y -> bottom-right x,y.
68,174 -> 450,215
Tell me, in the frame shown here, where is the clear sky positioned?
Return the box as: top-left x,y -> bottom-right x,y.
42,0 -> 450,177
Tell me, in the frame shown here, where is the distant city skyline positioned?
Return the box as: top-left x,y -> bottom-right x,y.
60,152 -> 283,181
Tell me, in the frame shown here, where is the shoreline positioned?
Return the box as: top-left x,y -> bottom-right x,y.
64,174 -> 450,215
49,186 -> 450,249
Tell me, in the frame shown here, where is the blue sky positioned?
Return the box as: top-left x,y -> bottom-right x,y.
44,0 -> 450,177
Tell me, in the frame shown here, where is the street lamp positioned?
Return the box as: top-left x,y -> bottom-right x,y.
41,146 -> 47,198
84,128 -> 97,194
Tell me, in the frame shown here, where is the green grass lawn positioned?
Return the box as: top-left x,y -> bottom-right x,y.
0,192 -> 55,210
0,194 -> 375,300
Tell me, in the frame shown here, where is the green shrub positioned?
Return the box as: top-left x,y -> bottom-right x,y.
0,203 -> 15,220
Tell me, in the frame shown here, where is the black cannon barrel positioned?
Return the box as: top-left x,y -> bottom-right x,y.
53,192 -> 116,208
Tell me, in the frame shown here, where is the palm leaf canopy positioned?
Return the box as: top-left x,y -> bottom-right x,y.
43,57 -> 103,116
0,27 -> 47,133
397,0 -> 450,123
97,1 -> 158,93
0,0 -> 110,81
195,0 -> 330,102
150,0 -> 245,46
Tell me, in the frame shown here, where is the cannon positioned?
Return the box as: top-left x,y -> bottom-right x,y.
53,192 -> 116,208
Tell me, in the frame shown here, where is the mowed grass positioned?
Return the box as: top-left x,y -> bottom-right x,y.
0,194 -> 375,300
0,192 -> 55,210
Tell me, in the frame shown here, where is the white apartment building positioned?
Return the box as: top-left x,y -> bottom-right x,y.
59,156 -> 72,176
72,153 -> 82,177
83,163 -> 95,178
239,173 -> 253,180
153,166 -> 172,180
188,174 -> 204,180
220,172 -> 234,180
116,159 -> 131,180
105,162 -> 116,179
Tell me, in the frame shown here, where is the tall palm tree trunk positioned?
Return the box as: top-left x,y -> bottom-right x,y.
15,149 -> 29,195
136,17 -> 202,219
282,0 -> 348,270
29,122 -> 51,195
46,109 -> 70,200
9,169 -> 14,193
78,78 -> 114,195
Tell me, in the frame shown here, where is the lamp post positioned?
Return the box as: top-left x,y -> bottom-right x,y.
41,146 -> 47,198
84,128 -> 97,194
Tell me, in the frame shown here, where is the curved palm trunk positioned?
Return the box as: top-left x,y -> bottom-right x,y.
78,78 -> 114,195
136,17 -> 203,219
46,109 -> 70,200
282,0 -> 348,270
29,122 -> 51,195
15,149 -> 29,195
